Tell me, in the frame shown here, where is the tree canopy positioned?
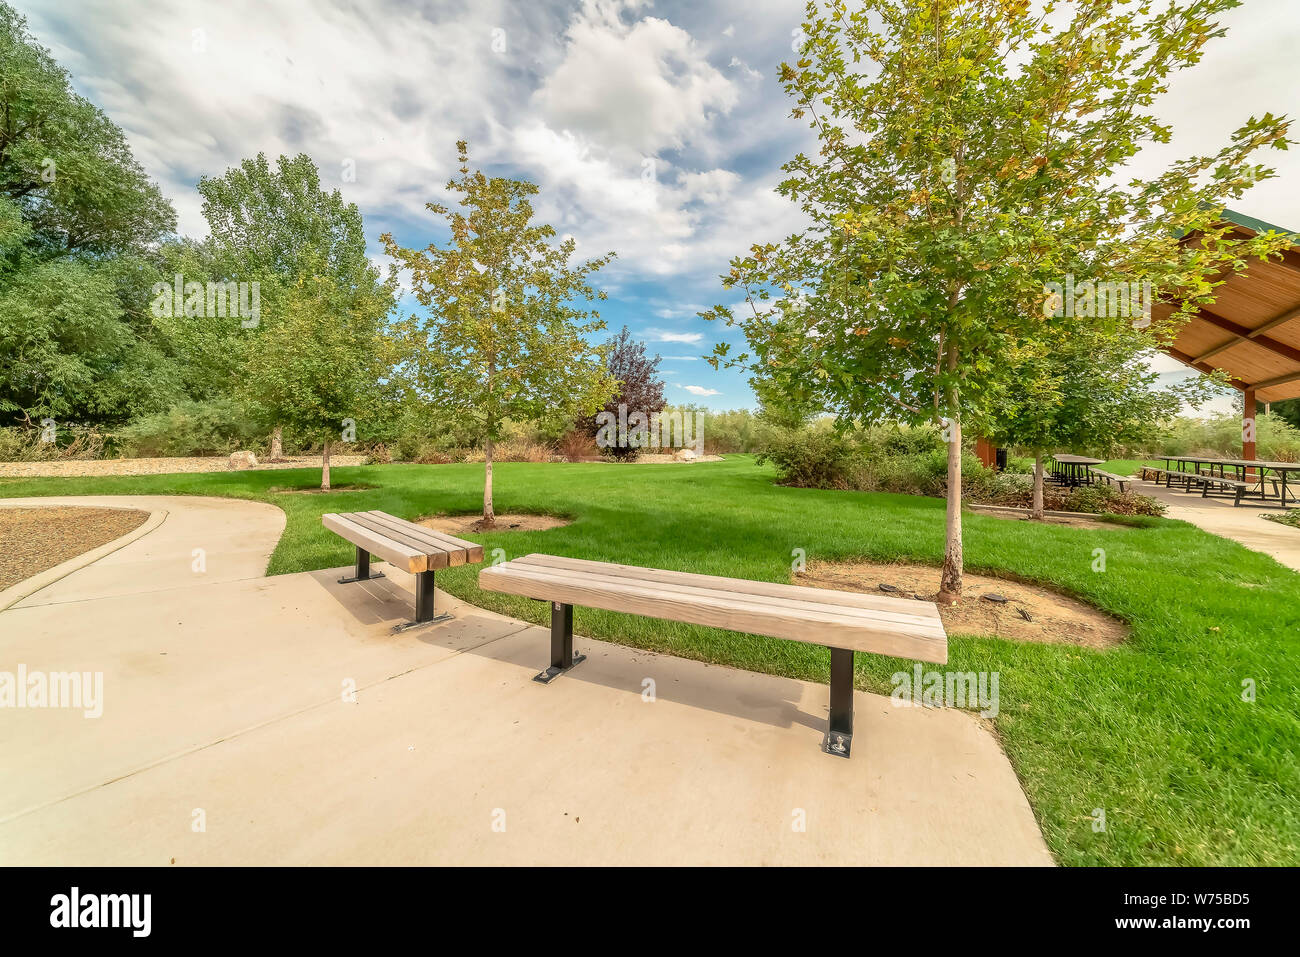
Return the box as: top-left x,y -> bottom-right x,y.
703,0 -> 1293,601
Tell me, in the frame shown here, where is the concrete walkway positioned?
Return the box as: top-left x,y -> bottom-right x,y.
1137,479 -> 1300,572
0,495 -> 1052,865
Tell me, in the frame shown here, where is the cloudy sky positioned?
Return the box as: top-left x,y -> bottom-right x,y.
18,0 -> 1300,413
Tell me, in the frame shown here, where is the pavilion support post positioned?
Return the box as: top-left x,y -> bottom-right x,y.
1244,389 -> 1257,480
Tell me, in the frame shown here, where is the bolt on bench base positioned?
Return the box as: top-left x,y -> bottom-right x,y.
534,601 -> 586,684
821,647 -> 855,759
338,546 -> 386,584
392,569 -> 451,633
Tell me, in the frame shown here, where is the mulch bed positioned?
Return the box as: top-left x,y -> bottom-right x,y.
0,507 -> 149,590
797,559 -> 1129,648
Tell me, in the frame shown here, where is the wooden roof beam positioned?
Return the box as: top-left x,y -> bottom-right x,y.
1252,369 -> 1300,392
1164,347 -> 1248,390
1189,306 -> 1300,365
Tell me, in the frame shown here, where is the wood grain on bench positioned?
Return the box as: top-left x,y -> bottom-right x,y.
479,553 -> 947,664
323,510 -> 483,571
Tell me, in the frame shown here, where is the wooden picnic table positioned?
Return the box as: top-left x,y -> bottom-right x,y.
1158,455 -> 1300,506
1051,454 -> 1104,488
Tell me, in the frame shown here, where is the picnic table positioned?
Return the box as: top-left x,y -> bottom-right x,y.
1050,454 -> 1104,488
1153,455 -> 1300,506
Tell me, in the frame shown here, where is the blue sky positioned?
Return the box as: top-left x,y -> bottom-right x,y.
17,0 -> 1300,414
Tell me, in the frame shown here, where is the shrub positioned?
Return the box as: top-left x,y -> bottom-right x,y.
361,442 -> 392,465
756,425 -> 854,488
463,439 -> 557,463
112,400 -> 265,457
759,421 -> 1164,517
0,424 -> 106,461
557,429 -> 598,462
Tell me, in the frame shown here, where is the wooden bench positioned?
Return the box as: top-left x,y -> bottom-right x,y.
323,510 -> 484,630
478,553 -> 948,759
1088,468 -> 1132,492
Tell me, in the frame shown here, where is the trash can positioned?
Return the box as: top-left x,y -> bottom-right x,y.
995,448 -> 1008,472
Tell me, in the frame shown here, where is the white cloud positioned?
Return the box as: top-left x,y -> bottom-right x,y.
533,0 -> 739,155
677,383 -> 721,396
647,328 -> 704,343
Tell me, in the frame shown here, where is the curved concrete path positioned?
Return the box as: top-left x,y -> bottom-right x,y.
0,495 -> 1052,865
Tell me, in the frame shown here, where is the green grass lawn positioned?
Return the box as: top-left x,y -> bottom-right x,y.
1097,458 -> 1161,476
3,455 -> 1297,866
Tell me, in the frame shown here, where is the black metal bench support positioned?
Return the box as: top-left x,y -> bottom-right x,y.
822,647 -> 855,758
534,601 -> 585,684
393,569 -> 450,632
338,545 -> 385,584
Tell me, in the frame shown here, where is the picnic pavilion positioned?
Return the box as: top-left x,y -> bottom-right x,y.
976,209 -> 1300,469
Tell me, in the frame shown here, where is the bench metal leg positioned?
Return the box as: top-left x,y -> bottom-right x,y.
534,601 -> 585,684
338,545 -> 385,584
822,647 -> 854,758
392,569 -> 452,632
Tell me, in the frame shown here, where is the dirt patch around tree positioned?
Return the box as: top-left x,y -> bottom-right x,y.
796,559 -> 1128,648
418,513 -> 572,535
0,506 -> 149,590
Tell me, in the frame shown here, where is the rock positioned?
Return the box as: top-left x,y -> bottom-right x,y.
878,583 -> 900,593
675,447 -> 698,462
228,450 -> 258,470
982,593 -> 1009,604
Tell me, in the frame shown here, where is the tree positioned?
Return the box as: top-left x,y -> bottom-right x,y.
989,323 -> 1189,520
704,0 -> 1292,603
196,152 -> 392,457
0,2 -> 178,426
243,268 -> 396,490
584,325 -> 665,459
1274,398 -> 1300,431
382,141 -> 616,527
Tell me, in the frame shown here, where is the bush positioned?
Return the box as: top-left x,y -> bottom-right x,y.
0,424 -> 106,461
759,422 -> 1164,517
464,439 -> 557,463
756,424 -> 854,488
112,400 -> 265,458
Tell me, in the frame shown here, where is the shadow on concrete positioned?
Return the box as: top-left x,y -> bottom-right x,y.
308,565 -> 822,736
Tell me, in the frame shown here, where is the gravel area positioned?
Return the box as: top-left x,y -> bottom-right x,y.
0,454 -> 366,478
0,507 -> 150,590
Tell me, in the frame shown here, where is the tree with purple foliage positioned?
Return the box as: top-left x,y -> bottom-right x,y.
585,326 -> 666,460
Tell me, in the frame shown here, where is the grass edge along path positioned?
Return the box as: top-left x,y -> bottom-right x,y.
1,455 -> 1297,867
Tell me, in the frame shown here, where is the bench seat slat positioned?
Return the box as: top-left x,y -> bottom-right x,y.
322,513 -> 427,573
480,560 -> 947,663
502,561 -> 945,631
357,510 -> 485,563
513,553 -> 944,621
340,511 -> 458,568
343,511 -> 465,568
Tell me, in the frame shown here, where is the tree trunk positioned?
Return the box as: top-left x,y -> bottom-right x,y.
937,341 -> 963,605
321,440 -> 331,491
271,425 -> 283,460
1031,452 -> 1045,521
482,437 -> 495,527
938,413 -> 963,604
